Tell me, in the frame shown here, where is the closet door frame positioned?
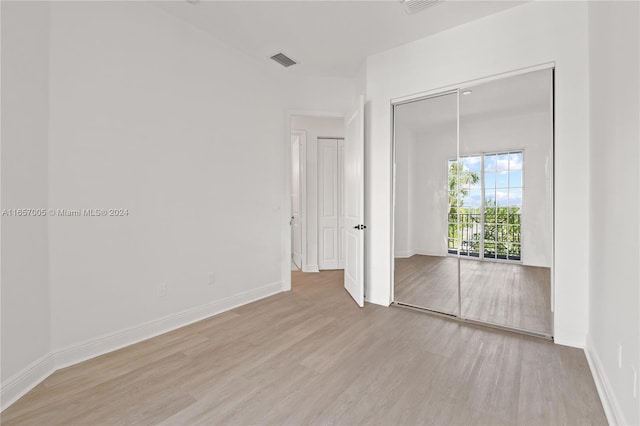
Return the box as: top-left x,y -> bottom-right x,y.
389,62 -> 555,340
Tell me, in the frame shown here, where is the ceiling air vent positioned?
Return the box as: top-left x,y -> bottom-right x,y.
270,52 -> 298,68
401,0 -> 441,14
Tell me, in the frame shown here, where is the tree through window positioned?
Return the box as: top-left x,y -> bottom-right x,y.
448,151 -> 523,261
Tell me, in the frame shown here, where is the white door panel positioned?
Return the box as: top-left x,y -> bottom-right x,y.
344,97 -> 365,307
318,139 -> 339,270
322,228 -> 336,259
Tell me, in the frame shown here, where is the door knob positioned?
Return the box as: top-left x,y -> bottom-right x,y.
353,224 -> 367,230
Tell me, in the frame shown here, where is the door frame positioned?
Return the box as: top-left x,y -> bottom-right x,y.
291,129 -> 307,271
389,62 -> 556,338
282,110 -> 345,292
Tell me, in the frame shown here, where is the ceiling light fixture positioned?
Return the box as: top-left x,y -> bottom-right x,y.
462,90 -> 473,95
401,0 -> 441,15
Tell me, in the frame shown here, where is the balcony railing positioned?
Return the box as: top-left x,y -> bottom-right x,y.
447,211 -> 521,261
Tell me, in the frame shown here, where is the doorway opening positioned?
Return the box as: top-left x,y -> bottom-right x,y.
288,114 -> 345,275
285,102 -> 366,308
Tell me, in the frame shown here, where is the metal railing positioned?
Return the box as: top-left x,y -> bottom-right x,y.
448,212 -> 521,260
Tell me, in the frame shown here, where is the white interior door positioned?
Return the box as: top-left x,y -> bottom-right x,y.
318,139 -> 339,270
344,97 -> 365,307
291,134 -> 302,269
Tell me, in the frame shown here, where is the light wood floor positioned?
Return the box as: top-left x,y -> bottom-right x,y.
2,270 -> 604,425
395,255 -> 552,335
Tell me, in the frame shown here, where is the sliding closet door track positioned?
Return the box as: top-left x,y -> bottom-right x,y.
391,301 -> 553,341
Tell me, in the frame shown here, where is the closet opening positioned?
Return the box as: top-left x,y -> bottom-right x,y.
391,66 -> 555,338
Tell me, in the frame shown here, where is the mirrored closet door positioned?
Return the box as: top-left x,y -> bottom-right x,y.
393,68 -> 554,337
393,92 -> 459,315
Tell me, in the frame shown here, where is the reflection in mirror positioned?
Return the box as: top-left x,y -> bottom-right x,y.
393,93 -> 459,315
458,69 -> 553,335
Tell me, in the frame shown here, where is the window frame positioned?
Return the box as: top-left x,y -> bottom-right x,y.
447,149 -> 525,263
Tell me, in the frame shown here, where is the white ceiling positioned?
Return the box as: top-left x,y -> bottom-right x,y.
396,68 -> 552,134
154,1 -> 526,78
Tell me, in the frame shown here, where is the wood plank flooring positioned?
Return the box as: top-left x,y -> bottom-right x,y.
395,255 -> 552,334
1,270 -> 604,425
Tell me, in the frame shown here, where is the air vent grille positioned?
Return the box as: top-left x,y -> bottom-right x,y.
270,52 -> 297,68
401,0 -> 441,14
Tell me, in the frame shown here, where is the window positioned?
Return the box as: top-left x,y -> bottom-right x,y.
448,151 -> 523,261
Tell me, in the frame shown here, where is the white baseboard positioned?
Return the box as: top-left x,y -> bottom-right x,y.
0,281 -> 282,412
366,294 -> 392,307
54,281 -> 283,369
303,264 -> 319,273
394,249 -> 443,259
585,334 -> 627,426
394,249 -> 414,258
553,330 -> 586,349
1,353 -> 55,412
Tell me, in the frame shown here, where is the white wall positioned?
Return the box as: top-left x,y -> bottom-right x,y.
46,1 -> 280,352
0,1 -> 354,408
283,76 -> 355,117
45,1 -> 353,353
365,1 -> 590,346
587,2 -> 639,425
393,94 -> 458,260
396,122 -> 456,258
0,0 -> 53,403
393,125 -> 413,257
409,127 -> 449,258
291,116 -> 344,272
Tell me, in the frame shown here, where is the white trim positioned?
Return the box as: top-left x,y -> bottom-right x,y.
585,334 -> 626,426
394,249 -> 443,258
390,102 -> 396,304
291,129 -> 307,272
303,264 -> 320,273
0,281 -> 282,412
391,62 -> 556,106
549,68 -> 556,314
299,130 -> 307,273
287,110 -> 344,119
456,87 -> 461,318
54,281 -> 282,369
553,332 -> 585,349
283,111 -> 293,292
1,353 -> 56,412
394,250 -> 414,259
